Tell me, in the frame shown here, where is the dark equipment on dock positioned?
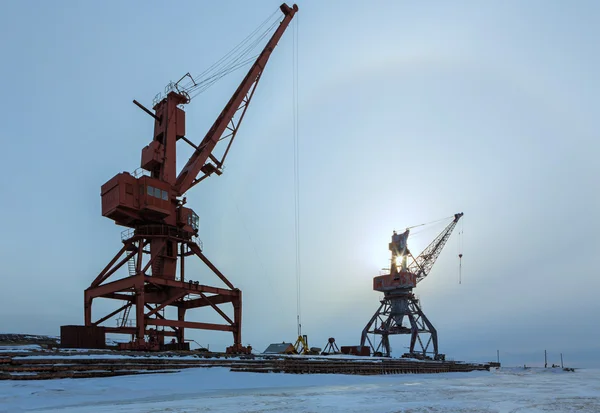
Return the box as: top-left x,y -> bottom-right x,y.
321,337 -> 341,355
60,325 -> 106,349
340,345 -> 371,357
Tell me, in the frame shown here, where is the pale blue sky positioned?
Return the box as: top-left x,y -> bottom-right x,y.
1,1 -> 598,367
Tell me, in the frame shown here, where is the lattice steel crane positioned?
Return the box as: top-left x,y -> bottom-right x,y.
360,213 -> 463,359
82,4 -> 298,352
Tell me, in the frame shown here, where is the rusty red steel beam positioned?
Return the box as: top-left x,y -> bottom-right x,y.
86,275 -> 141,299
103,292 -> 135,301
186,242 -> 235,290
103,326 -> 137,335
103,326 -> 178,337
146,318 -> 234,332
149,276 -> 237,296
93,302 -> 131,326
136,240 -> 144,274
198,292 -> 234,325
140,241 -> 165,275
91,243 -> 129,287
93,247 -> 138,287
145,291 -> 188,318
144,304 -> 178,333
179,294 -> 234,309
92,239 -> 150,282
180,242 -> 186,282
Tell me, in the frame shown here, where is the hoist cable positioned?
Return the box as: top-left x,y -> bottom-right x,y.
457,218 -> 464,284
292,15 -> 301,337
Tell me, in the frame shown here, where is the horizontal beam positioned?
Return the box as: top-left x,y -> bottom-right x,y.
103,326 -> 178,337
86,275 -> 141,298
179,294 -> 234,309
149,276 -> 237,296
146,318 -> 234,333
103,293 -> 135,302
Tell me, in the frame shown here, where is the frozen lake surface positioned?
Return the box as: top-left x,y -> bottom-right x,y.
1,367 -> 598,412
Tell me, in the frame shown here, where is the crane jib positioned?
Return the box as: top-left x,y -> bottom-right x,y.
174,4 -> 299,196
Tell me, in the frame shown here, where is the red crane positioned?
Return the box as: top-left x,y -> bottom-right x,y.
82,4 -> 298,352
360,213 -> 463,359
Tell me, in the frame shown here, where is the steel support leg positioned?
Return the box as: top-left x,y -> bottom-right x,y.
360,301 -> 384,351
177,307 -> 186,344
233,290 -> 242,346
135,277 -> 145,343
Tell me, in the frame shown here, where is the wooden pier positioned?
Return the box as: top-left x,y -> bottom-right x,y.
0,351 -> 492,380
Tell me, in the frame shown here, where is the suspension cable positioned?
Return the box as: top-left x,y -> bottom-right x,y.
188,9 -> 278,86
178,8 -> 281,100
187,21 -> 278,99
405,215 -> 454,230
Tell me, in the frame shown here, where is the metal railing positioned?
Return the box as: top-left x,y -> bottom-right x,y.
121,225 -> 195,242
136,225 -> 193,239
121,228 -> 135,241
116,318 -> 135,328
193,235 -> 203,251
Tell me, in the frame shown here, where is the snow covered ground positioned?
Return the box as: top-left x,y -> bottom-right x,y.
1,367 -> 598,412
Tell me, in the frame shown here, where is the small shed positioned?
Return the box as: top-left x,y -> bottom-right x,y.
263,342 -> 295,354
340,345 -> 370,356
60,325 -> 106,349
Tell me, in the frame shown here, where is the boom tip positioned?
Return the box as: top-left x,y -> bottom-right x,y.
280,3 -> 299,15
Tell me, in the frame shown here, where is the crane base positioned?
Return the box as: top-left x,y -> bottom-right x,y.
84,232 -> 243,351
360,291 -> 439,358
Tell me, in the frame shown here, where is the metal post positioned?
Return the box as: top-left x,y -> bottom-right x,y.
497,349 -> 499,364
561,353 -> 564,368
135,277 -> 145,344
544,349 -> 547,368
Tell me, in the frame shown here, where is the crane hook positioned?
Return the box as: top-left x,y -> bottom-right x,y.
458,253 -> 463,284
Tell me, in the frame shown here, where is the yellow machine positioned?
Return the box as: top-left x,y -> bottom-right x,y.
293,334 -> 309,354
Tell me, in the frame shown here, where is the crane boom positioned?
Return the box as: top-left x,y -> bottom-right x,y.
409,212 -> 463,283
174,3 -> 298,196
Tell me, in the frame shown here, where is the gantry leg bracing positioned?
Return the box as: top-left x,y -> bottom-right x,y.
84,227 -> 244,351
360,292 -> 440,359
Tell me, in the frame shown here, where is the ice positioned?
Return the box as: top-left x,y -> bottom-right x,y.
0,367 -> 599,412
